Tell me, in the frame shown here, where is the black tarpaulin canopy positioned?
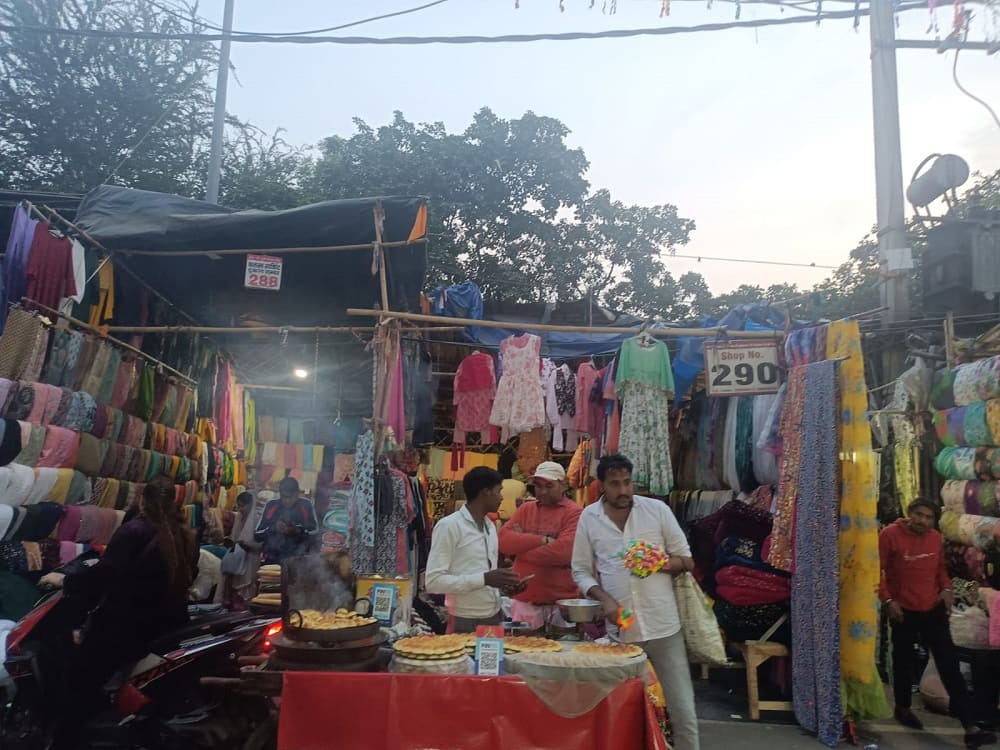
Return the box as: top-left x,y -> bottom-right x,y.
74,185 -> 429,327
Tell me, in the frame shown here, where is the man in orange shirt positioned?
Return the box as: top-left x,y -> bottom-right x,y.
499,462 -> 582,633
880,498 -> 995,747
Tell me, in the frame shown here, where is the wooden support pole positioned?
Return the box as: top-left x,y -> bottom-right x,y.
346,308 -> 783,340
114,237 -> 427,258
103,324 -> 464,335
945,311 -> 957,367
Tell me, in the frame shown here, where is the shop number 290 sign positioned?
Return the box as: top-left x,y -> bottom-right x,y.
703,341 -> 781,397
244,254 -> 283,291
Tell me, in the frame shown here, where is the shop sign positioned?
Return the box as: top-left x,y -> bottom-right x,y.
704,340 -> 781,397
244,254 -> 283,291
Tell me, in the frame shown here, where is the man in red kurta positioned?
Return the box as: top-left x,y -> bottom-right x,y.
880,498 -> 994,746
499,462 -> 581,632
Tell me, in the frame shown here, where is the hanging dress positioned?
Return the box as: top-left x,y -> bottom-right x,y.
489,334 -> 545,442
616,336 -> 675,496
543,360 -> 578,452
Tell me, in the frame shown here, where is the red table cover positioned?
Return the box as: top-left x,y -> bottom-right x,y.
278,672 -> 668,750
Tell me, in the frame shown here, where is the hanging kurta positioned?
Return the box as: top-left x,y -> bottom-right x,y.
826,320 -> 891,720
543,360 -> 578,452
489,334 -> 545,442
615,337 -> 675,496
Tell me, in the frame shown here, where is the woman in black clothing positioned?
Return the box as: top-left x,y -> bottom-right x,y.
40,475 -> 198,749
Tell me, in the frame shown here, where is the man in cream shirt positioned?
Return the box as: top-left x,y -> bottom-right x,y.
572,453 -> 699,750
426,467 -> 521,633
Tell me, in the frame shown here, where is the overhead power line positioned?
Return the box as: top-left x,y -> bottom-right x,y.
146,0 -> 452,37
669,253 -> 839,269
0,2 -> 932,46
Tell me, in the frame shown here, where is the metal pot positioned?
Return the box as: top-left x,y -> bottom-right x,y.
284,609 -> 379,644
271,631 -> 387,664
556,598 -> 602,623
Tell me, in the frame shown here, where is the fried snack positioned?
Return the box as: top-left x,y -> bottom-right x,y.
393,634 -> 469,660
573,642 -> 644,659
503,636 -> 562,653
295,608 -> 378,630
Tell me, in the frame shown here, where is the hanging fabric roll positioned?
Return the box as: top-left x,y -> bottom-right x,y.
790,359 -> 843,748
752,393 -> 779,486
826,320 -> 890,721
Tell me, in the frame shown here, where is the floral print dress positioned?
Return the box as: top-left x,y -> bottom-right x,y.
489,334 -> 545,442
616,337 -> 675,496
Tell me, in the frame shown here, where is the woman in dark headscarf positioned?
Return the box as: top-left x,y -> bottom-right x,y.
40,475 -> 198,749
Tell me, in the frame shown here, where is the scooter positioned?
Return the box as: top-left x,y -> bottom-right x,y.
0,552 -> 282,750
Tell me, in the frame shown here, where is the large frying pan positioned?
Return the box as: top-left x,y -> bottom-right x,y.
284,605 -> 378,644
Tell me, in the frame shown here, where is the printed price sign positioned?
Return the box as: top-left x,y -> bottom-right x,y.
369,583 -> 397,626
704,340 -> 781,397
244,254 -> 283,291
474,637 -> 505,676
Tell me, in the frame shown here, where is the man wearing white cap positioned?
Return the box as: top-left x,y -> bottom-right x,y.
498,461 -> 582,633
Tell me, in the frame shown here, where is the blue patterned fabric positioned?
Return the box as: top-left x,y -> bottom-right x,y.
791,360 -> 843,747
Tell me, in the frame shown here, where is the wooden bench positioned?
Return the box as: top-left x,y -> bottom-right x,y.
739,640 -> 793,720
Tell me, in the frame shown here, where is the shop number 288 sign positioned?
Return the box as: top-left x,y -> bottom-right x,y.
703,341 -> 781,397
244,254 -> 283,291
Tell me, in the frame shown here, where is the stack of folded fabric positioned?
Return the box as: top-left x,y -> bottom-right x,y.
712,532 -> 791,645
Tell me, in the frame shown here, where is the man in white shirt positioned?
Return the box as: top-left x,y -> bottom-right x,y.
425,467 -> 522,633
572,454 -> 700,750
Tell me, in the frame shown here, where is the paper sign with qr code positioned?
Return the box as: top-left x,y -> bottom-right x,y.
474,638 -> 504,676
370,584 -> 397,625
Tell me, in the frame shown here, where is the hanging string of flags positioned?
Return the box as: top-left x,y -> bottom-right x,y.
511,0 -> 981,38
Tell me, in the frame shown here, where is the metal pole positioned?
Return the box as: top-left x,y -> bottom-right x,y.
869,0 -> 911,325
205,0 -> 235,204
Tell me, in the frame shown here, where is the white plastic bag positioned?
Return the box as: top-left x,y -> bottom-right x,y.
950,604 -> 990,649
673,572 -> 727,665
919,656 -> 949,714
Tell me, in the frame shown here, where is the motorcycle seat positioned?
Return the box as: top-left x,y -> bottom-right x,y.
148,611 -> 256,655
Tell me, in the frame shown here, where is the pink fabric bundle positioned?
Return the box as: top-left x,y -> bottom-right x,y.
715,565 -> 792,606
77,506 -> 119,545
58,504 -> 82,541
38,425 -> 80,469
36,384 -> 63,425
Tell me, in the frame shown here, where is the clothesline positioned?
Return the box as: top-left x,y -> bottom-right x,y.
18,297 -> 197,386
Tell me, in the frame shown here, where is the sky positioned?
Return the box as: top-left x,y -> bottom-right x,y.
193,0 -> 999,296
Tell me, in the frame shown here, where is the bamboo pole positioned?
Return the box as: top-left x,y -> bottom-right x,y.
346,308 -> 784,339
242,384 -> 310,392
945,311 -> 957,367
115,237 -> 427,258
103,324 -> 464,334
20,297 -> 197,385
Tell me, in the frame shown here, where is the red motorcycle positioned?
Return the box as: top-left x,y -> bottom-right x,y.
1,553 -> 281,750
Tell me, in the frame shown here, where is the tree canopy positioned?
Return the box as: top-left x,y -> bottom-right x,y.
309,109 -> 696,317
3,0 -> 996,324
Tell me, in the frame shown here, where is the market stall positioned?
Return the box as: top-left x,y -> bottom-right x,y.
1,184 -> 895,749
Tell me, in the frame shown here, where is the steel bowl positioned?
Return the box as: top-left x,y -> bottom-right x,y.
556,598 -> 602,623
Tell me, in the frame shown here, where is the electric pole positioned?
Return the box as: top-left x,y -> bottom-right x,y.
869,0 -> 912,325
205,0 -> 236,205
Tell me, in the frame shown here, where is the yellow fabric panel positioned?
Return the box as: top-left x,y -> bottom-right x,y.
826,320 -> 890,719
